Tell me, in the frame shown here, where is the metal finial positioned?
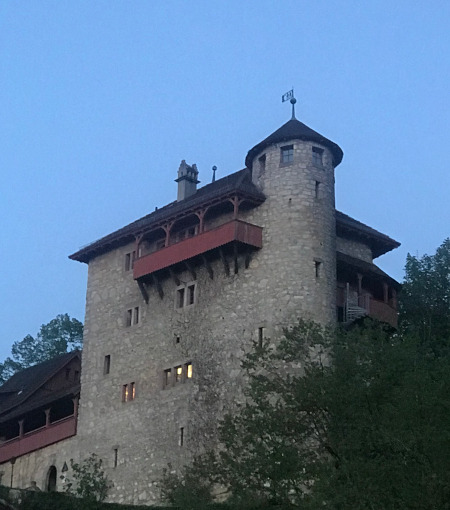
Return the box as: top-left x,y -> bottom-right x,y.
290,97 -> 297,120
212,165 -> 217,183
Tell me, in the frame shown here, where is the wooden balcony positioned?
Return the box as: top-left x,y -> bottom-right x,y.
134,219 -> 262,280
0,416 -> 76,464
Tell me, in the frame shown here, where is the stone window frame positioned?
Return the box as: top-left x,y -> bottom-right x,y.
280,144 -> 294,165
124,250 -> 136,272
174,281 -> 197,310
312,146 -> 324,167
162,362 -> 193,389
122,382 -> 136,402
125,306 -> 140,327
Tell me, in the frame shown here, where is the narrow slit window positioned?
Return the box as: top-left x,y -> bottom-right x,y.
315,181 -> 320,199
104,355 -> 111,375
258,327 -> 264,348
164,368 -> 172,388
177,288 -> 185,309
113,448 -> 118,468
130,382 -> 136,400
175,335 -> 181,345
122,384 -> 129,402
134,307 -> 139,325
179,427 -> 184,447
126,309 -> 133,327
315,261 -> 322,278
186,363 -> 193,379
188,284 -> 195,305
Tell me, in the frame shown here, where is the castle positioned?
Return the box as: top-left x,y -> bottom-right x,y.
0,111 -> 400,505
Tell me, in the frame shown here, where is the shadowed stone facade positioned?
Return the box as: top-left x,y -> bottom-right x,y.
0,115 -> 400,505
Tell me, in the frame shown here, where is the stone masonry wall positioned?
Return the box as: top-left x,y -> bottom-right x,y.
72,137 -> 338,505
336,236 -> 373,262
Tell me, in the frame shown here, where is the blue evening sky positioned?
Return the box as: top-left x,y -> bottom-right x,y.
1,1 -> 449,360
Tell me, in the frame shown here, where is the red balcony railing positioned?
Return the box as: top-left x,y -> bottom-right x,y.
134,219 -> 263,279
0,416 -> 76,463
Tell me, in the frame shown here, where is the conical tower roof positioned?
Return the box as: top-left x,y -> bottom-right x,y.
245,118 -> 343,168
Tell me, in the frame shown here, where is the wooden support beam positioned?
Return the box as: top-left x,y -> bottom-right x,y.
219,248 -> 230,276
137,281 -> 149,304
169,268 -> 181,286
233,243 -> 239,274
151,274 -> 164,299
201,255 -> 214,279
185,261 -> 196,280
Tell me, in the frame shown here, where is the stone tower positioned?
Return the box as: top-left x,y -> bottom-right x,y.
244,117 -> 343,324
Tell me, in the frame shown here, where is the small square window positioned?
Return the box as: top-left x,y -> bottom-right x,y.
312,147 -> 324,167
281,145 -> 294,164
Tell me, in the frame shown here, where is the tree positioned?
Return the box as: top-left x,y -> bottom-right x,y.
63,453 -> 111,503
400,237 -> 450,349
161,319 -> 450,509
0,314 -> 83,384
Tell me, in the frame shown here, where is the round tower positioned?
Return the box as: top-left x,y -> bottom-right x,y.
245,116 -> 343,325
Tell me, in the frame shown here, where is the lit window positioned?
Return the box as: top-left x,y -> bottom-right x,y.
122,382 -> 135,402
312,147 -> 324,167
175,366 -> 183,383
163,363 -> 193,389
124,251 -> 136,271
281,145 -> 294,164
186,363 -> 193,379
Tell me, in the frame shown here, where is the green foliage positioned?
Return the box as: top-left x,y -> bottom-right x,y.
162,317 -> 450,509
64,454 -> 112,503
0,314 -> 83,384
400,237 -> 450,349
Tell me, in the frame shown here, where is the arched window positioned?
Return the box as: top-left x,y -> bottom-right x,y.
46,465 -> 57,492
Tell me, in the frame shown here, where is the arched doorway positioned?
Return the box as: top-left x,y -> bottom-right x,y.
46,465 -> 57,492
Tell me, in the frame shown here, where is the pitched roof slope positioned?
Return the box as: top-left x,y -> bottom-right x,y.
70,168 -> 265,263
245,118 -> 344,168
0,351 -> 81,418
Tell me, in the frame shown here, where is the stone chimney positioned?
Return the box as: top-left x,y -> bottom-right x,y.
175,160 -> 200,201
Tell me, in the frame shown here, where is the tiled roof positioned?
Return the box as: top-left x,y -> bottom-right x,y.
0,351 -> 81,419
69,168 -> 266,263
336,211 -> 400,258
245,118 -> 344,168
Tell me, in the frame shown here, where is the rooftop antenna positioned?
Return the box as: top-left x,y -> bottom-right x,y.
281,88 -> 296,119
212,165 -> 217,183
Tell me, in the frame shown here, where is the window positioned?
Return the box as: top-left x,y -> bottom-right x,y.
122,382 -> 135,402
175,335 -> 181,345
125,307 -> 140,327
281,145 -> 294,164
124,250 -> 136,271
258,327 -> 265,348
164,368 -> 172,388
315,260 -> 322,278
258,154 -> 266,176
179,427 -> 184,447
175,282 -> 197,309
315,181 -> 321,199
163,363 -> 193,389
312,147 -> 324,167
104,355 -> 111,375
113,448 -> 118,468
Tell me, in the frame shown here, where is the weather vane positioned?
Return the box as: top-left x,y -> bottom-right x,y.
282,88 -> 296,119
212,165 -> 217,183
